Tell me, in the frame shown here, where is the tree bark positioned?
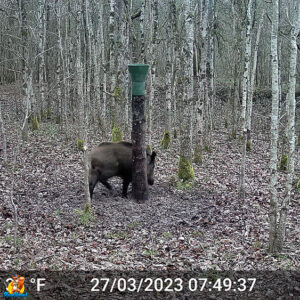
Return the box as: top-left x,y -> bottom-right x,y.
269,0 -> 280,254
239,0 -> 252,199
178,0 -> 194,182
132,95 -> 148,202
276,0 -> 300,253
246,10 -> 265,146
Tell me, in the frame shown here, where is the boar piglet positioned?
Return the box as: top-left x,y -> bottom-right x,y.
88,141 -> 156,198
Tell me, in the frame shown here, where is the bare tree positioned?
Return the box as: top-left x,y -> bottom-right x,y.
239,0 -> 253,199
178,0 -> 194,182
246,9 -> 265,148
276,0 -> 300,253
195,0 -> 209,162
0,101 -> 7,161
269,0 -> 280,254
148,0 -> 158,146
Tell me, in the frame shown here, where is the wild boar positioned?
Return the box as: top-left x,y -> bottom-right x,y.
88,141 -> 156,198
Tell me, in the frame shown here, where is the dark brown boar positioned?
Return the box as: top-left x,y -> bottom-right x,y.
88,141 -> 156,199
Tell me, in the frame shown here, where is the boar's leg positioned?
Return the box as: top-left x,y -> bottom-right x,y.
89,169 -> 98,199
122,179 -> 130,198
99,179 -> 112,190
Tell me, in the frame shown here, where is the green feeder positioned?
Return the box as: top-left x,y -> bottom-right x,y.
128,64 -> 150,96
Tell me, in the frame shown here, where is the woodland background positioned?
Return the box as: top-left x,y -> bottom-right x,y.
0,0 -> 299,282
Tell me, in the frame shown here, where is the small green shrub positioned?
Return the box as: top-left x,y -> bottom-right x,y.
160,130 -> 171,149
31,116 -> 40,130
114,86 -> 124,100
231,130 -> 236,140
76,138 -> 84,151
246,140 -> 252,151
203,144 -> 211,152
297,132 -> 300,147
225,119 -> 228,128
111,125 -> 123,142
296,178 -> 300,189
279,154 -> 288,171
176,179 -> 193,190
74,203 -> 94,226
178,156 -> 194,182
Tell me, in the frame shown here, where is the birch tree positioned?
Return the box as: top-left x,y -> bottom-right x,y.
161,0 -> 173,149
99,1 -> 107,131
239,0 -> 252,199
170,0 -> 180,134
269,0 -> 280,254
271,0 -> 300,254
148,0 -> 158,146
37,0 -> 47,118
109,0 -> 116,128
19,0 -> 32,139
206,0 -> 215,133
0,102 -> 7,161
76,0 -> 90,205
194,0 -> 209,163
178,0 -> 194,182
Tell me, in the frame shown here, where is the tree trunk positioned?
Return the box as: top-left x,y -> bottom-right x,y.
239,0 -> 252,199
132,95 -> 149,202
37,0 -> 47,118
276,0 -> 300,253
109,0 -> 116,127
178,0 -> 194,182
246,10 -> 265,148
269,0 -> 280,254
76,0 -> 90,205
148,0 -> 158,146
0,102 -> 7,161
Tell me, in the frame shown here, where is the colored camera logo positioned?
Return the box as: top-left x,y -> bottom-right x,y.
4,274 -> 28,298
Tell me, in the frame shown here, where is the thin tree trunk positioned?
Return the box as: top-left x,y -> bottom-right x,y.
269,0 -> 279,254
38,0 -> 47,117
76,0 -> 90,204
140,0 -> 145,62
239,0 -> 252,199
148,0 -> 158,146
0,102 -> 7,161
171,0 -> 180,134
109,0 -> 116,127
194,0 -> 209,163
246,10 -> 265,147
99,2 -> 107,131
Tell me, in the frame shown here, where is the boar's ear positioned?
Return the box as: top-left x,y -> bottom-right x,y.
151,151 -> 156,161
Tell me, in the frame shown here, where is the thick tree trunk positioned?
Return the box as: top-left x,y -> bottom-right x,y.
178,0 -> 194,182
132,95 -> 149,203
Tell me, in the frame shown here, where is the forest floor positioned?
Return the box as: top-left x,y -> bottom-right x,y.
0,86 -> 299,277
